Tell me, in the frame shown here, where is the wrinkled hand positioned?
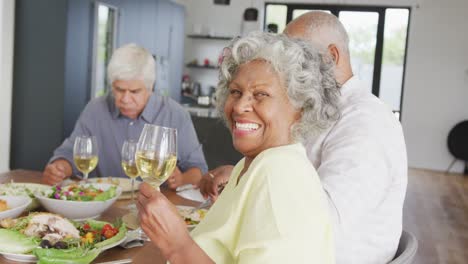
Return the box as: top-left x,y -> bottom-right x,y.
42,159 -> 72,185
166,167 -> 184,190
137,183 -> 192,259
198,165 -> 233,202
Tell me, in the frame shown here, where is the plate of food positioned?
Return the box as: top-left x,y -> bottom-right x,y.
176,205 -> 208,230
0,182 -> 50,211
123,206 -> 208,231
36,183 -> 121,221
88,177 -> 140,193
0,212 -> 127,263
0,196 -> 32,220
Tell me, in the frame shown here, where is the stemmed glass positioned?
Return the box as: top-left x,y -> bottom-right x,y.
121,139 -> 139,209
135,124 -> 177,191
73,136 -> 99,181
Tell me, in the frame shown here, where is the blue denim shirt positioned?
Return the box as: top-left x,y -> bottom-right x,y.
50,92 -> 208,178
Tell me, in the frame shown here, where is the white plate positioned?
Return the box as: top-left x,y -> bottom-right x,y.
0,183 -> 49,211
0,196 -> 32,220
0,251 -> 36,263
0,234 -> 127,263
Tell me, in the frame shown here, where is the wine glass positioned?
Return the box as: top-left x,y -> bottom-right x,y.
135,124 -> 177,191
121,139 -> 139,209
73,136 -> 99,181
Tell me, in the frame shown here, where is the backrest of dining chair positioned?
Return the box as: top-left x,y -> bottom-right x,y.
389,230 -> 418,264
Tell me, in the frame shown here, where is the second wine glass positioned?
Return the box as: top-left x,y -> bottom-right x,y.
73,136 -> 99,181
135,124 -> 177,191
121,139 -> 139,208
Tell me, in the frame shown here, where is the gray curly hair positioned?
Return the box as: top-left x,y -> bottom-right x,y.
216,31 -> 340,142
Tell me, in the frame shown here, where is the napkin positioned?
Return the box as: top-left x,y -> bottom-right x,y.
176,184 -> 206,202
119,229 -> 148,249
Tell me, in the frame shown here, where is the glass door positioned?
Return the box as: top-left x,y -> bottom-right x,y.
379,8 -> 410,118
339,11 -> 379,94
91,2 -> 118,98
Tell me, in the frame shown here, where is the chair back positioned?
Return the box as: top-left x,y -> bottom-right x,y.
447,120 -> 468,161
389,230 -> 418,264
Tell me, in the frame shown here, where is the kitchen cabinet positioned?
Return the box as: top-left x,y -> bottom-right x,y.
184,34 -> 234,96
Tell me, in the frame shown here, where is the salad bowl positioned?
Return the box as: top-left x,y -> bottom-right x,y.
36,183 -> 122,221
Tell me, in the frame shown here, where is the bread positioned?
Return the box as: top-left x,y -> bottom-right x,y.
0,199 -> 8,212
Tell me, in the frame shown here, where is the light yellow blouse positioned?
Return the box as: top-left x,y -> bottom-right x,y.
191,143 -> 335,263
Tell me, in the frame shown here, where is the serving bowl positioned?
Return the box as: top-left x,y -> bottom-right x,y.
0,195 -> 32,220
36,183 -> 122,221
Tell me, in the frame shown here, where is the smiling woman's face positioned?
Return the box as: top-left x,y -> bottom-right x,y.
224,60 -> 300,160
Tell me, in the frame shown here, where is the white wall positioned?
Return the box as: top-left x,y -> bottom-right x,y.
403,0 -> 468,172
181,0 -> 468,173
0,0 -> 15,173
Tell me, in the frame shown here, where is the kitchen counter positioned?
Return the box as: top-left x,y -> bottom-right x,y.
183,104 -> 219,118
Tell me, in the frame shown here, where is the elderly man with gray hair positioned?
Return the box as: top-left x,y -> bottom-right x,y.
42,43 -> 207,188
201,11 -> 407,264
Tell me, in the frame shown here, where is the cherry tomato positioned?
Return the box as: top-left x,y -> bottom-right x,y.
103,229 -> 117,239
83,223 -> 91,231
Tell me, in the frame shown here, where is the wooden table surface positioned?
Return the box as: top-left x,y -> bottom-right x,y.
0,169 -> 201,264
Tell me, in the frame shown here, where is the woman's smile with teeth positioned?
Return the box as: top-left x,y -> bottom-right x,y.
235,122 -> 259,131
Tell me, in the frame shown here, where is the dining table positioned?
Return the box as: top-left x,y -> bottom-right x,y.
0,169 -> 201,264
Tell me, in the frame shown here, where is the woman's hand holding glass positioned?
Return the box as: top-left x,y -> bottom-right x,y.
137,182 -> 193,260
73,136 -> 98,180
136,124 -> 177,191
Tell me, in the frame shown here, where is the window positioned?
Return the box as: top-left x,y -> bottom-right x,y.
265,4 -> 287,33
91,2 -> 118,98
264,4 -> 410,119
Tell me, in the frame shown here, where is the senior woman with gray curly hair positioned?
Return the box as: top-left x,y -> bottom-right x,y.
137,31 -> 340,263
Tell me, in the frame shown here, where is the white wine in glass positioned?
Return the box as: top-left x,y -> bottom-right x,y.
121,139 -> 139,207
136,124 -> 177,190
122,161 -> 139,178
73,136 -> 99,180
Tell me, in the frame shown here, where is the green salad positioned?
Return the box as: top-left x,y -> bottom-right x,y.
49,184 -> 117,201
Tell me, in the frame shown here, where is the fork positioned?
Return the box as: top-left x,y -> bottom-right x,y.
189,197 -> 212,214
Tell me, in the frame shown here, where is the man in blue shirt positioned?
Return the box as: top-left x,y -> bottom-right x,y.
42,44 -> 207,189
